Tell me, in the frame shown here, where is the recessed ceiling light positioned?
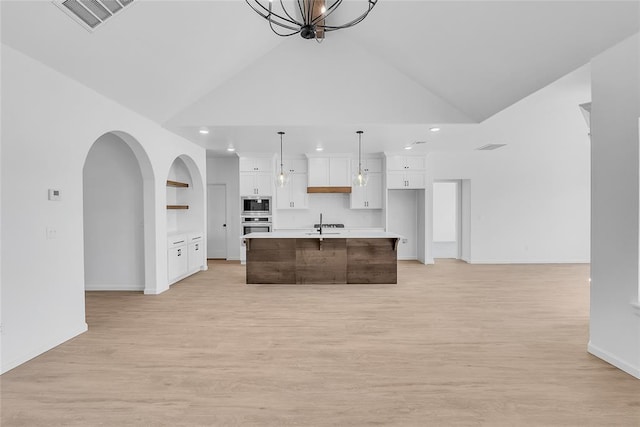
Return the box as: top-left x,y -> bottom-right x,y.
227,147 -> 235,152
316,147 -> 324,152
199,128 -> 209,135
430,127 -> 441,132
404,146 -> 413,150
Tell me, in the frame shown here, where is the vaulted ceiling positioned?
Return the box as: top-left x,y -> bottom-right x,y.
2,1 -> 638,155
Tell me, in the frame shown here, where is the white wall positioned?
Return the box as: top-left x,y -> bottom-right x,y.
275,194 -> 384,229
428,65 -> 592,264
206,156 -> 240,260
588,34 -> 640,379
83,133 -> 144,291
1,45 -> 206,374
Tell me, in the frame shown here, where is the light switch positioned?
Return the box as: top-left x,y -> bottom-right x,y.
48,189 -> 61,201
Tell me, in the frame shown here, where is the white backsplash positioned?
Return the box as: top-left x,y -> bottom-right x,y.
275,193 -> 384,229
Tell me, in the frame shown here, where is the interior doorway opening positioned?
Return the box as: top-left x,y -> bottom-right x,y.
432,180 -> 471,262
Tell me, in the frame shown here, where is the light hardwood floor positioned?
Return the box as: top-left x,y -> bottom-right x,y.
2,260 -> 639,426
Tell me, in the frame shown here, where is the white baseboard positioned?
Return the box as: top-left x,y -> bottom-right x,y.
469,259 -> 590,265
85,284 -> 144,291
144,286 -> 168,295
1,322 -> 88,374
588,341 -> 640,379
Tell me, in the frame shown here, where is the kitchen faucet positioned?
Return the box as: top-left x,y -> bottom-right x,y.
318,213 -> 323,235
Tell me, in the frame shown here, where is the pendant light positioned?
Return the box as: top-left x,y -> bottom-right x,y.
353,130 -> 368,187
276,131 -> 289,187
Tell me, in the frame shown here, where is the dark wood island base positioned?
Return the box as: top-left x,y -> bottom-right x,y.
244,237 -> 399,284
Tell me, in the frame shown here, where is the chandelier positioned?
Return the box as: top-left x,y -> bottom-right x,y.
245,0 -> 378,40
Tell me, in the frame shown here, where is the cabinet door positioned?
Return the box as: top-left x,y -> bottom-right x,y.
366,173 -> 383,208
253,157 -> 273,172
405,171 -> 425,189
239,173 -> 256,195
387,171 -> 406,189
276,184 -> 291,209
286,158 -> 308,174
168,246 -> 188,281
405,156 -> 425,170
290,174 -> 308,209
308,157 -> 329,186
254,173 -> 272,196
386,156 -> 405,171
239,158 -> 254,172
364,158 -> 383,173
188,242 -> 203,271
350,184 -> 367,209
329,157 -> 351,186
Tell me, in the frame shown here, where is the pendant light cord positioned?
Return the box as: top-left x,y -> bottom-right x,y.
279,131 -> 285,175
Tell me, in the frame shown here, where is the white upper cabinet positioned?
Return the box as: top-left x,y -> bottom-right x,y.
239,157 -> 274,172
276,173 -> 309,210
308,156 -> 351,187
351,157 -> 383,174
276,157 -> 309,210
351,173 -> 383,209
386,155 -> 426,189
386,155 -> 425,171
282,157 -> 307,174
239,156 -> 274,196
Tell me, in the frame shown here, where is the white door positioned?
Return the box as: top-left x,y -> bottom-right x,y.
207,184 -> 227,259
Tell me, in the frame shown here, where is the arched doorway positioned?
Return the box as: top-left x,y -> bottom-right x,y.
83,131 -> 155,292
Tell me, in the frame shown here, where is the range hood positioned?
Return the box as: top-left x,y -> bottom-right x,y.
307,186 -> 352,194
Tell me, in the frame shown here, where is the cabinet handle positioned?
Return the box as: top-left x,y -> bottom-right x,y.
177,249 -> 181,256
195,244 -> 199,251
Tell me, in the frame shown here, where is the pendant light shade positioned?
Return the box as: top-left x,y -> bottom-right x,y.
353,130 -> 368,187
276,131 -> 289,187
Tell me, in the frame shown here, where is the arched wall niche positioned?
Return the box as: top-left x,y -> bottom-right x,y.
83,130 -> 157,293
166,154 -> 207,285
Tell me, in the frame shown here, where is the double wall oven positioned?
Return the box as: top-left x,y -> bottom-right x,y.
241,196 -> 272,235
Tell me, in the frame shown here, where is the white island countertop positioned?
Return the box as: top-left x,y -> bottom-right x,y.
243,230 -> 403,239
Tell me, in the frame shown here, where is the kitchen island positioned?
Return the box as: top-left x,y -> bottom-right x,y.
243,231 -> 402,284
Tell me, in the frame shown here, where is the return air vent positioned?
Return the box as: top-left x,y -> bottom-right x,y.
477,144 -> 507,151
53,0 -> 135,32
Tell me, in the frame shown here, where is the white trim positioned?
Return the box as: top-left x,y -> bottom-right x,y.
1,322 -> 88,374
469,259 -> 590,264
588,341 -> 640,379
85,284 -> 144,291
631,301 -> 640,317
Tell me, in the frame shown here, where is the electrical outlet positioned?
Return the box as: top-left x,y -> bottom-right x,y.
46,227 -> 57,239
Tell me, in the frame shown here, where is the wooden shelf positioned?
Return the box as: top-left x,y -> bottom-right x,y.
307,186 -> 352,194
167,205 -> 189,210
166,180 -> 189,188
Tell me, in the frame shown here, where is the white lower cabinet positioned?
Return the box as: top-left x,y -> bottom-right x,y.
188,234 -> 204,272
168,232 -> 204,284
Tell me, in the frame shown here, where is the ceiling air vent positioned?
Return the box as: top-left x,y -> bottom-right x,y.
477,144 -> 507,151
53,0 -> 135,32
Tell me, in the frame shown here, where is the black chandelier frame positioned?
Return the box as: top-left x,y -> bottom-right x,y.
245,0 -> 378,40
